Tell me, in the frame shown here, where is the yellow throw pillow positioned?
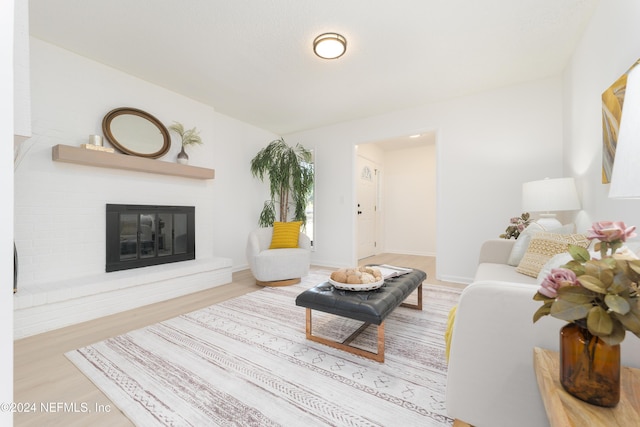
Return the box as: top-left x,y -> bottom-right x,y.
516,232 -> 590,278
269,221 -> 302,249
445,305 -> 457,363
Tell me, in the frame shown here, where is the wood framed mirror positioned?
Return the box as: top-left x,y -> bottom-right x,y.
102,107 -> 171,158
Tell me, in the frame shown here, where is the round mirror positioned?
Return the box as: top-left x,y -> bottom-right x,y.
102,107 -> 170,158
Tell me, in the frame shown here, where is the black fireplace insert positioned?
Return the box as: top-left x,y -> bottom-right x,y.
106,204 -> 195,272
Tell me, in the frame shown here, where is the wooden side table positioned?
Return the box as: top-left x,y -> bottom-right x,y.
533,347 -> 640,426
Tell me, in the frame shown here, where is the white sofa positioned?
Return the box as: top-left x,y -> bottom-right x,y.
446,238 -> 640,427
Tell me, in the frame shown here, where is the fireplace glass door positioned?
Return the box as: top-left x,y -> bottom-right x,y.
107,204 -> 194,272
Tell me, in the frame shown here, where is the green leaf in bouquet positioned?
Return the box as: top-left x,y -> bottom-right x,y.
628,260 -> 640,276
550,299 -> 591,321
609,271 -> 633,294
568,244 -> 590,263
614,302 -> 640,336
561,260 -> 586,276
557,286 -> 595,304
605,294 -> 631,315
587,306 -> 613,336
533,302 -> 552,323
533,292 -> 554,302
577,275 -> 608,294
584,260 -> 614,286
599,321 -> 626,346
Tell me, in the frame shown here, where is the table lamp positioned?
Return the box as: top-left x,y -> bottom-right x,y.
522,177 -> 581,229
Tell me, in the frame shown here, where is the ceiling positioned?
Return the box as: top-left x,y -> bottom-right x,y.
29,0 -> 598,136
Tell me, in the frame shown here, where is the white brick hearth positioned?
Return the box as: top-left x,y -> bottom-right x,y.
14,257 -> 232,339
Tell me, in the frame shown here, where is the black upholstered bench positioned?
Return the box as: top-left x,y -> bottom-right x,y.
295,268 -> 426,362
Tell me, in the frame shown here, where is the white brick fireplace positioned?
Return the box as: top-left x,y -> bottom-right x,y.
13,143 -> 233,338
11,39 -> 275,339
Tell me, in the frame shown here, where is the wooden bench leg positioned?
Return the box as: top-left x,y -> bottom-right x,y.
301,281 -> 422,363
305,308 -> 385,362
400,282 -> 423,310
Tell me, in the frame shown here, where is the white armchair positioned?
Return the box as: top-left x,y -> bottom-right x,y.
246,227 -> 311,286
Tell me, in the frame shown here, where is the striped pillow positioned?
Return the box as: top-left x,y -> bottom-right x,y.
269,221 -> 302,249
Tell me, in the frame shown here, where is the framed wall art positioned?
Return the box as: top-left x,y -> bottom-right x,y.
602,59 -> 640,183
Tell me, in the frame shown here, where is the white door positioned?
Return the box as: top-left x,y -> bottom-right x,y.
357,156 -> 378,259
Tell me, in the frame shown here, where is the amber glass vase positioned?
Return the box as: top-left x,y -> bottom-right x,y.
559,322 -> 620,407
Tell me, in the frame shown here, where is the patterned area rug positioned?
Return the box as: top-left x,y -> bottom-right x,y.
66,270 -> 461,426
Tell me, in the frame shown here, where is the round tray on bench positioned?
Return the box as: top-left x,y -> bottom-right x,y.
329,278 -> 385,292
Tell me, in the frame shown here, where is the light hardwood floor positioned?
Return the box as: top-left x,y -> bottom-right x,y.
13,254 -> 464,426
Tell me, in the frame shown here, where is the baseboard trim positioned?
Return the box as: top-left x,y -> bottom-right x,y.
384,249 -> 437,257
439,274 -> 472,285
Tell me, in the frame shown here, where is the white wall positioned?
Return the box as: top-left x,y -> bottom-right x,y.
2,0 -> 15,419
15,38 -> 275,291
287,77 -> 564,282
563,1 -> 640,230
384,143 -> 436,256
13,0 -> 29,140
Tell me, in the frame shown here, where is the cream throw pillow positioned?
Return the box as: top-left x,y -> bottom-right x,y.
507,223 -> 575,266
516,232 -> 590,278
507,223 -> 545,266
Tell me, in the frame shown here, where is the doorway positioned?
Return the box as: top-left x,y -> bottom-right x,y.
356,132 -> 436,261
357,156 -> 378,259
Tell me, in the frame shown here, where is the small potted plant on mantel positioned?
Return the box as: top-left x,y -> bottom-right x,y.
169,121 -> 202,165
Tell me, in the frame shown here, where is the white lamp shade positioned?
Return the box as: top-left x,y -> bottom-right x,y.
522,177 -> 581,212
609,61 -> 640,198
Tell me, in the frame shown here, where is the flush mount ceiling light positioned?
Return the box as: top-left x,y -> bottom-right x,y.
313,33 -> 347,59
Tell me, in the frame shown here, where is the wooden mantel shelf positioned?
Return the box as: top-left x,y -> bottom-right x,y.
52,144 -> 215,180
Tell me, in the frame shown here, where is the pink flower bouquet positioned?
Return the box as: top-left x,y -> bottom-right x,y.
533,221 -> 640,345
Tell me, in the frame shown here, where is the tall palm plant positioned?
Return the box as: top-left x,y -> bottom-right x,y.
250,138 -> 314,227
